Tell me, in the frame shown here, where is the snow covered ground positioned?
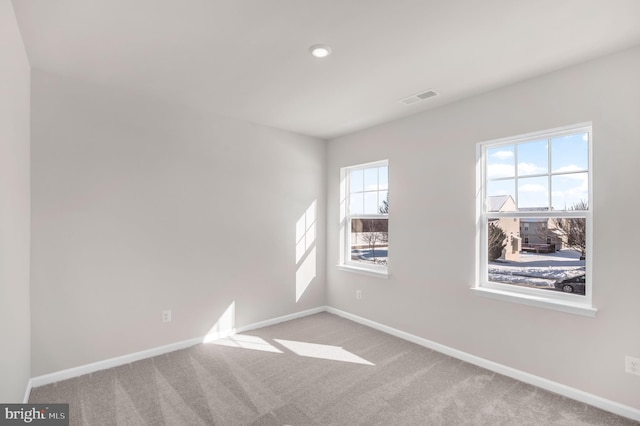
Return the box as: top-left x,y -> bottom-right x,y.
489,249 -> 585,289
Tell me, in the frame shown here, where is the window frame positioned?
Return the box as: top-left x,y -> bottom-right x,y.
339,160 -> 389,277
475,123 -> 596,317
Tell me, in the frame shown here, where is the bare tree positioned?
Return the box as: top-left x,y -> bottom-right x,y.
361,220 -> 386,262
378,194 -> 389,245
556,200 -> 587,258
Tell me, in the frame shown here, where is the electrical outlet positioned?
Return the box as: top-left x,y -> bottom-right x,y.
162,310 -> 172,323
626,356 -> 640,376
356,290 -> 362,300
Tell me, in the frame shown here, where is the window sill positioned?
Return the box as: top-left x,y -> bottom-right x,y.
471,287 -> 597,317
337,264 -> 389,279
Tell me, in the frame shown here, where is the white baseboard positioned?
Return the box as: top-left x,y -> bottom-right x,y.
23,379 -> 32,404
28,305 -> 326,391
29,335 -> 203,389
325,306 -> 640,422
236,306 -> 326,334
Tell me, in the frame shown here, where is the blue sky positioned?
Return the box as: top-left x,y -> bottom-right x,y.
487,132 -> 589,210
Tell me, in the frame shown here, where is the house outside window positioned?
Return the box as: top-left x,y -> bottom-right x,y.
476,123 -> 594,316
340,160 -> 389,275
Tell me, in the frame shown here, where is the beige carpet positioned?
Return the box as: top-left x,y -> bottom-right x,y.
30,312 -> 638,425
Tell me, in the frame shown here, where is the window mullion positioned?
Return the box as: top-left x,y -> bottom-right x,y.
548,137 -> 552,210
514,144 -> 519,209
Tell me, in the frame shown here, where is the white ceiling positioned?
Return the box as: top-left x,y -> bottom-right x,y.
12,0 -> 640,139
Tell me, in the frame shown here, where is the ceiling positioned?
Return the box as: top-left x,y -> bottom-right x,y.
12,0 -> 640,140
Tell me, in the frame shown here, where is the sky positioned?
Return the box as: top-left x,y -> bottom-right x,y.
487,132 -> 589,211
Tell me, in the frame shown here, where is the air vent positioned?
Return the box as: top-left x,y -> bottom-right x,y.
399,89 -> 438,105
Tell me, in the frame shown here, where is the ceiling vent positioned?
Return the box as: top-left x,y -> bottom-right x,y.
399,89 -> 438,105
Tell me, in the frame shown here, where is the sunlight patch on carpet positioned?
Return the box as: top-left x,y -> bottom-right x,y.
274,339 -> 374,365
210,335 -> 283,353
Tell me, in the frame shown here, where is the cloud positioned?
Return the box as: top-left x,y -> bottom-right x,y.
519,184 -> 547,193
491,150 -> 514,160
552,189 -> 588,199
517,162 -> 546,175
487,164 -> 514,178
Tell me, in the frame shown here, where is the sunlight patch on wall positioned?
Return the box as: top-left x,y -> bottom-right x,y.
295,200 -> 317,302
296,201 -> 317,263
203,301 -> 236,343
296,247 -> 316,302
274,339 -> 374,365
210,334 -> 282,353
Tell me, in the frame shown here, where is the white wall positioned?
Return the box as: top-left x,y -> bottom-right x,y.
0,0 -> 31,402
30,71 -> 326,376
327,46 -> 640,409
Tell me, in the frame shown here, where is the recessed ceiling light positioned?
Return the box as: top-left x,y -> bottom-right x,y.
309,44 -> 331,58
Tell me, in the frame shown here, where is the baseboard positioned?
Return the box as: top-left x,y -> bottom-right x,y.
326,306 -> 640,422
236,306 -> 326,334
30,335 -> 203,389
29,305 -> 326,389
23,379 -> 32,403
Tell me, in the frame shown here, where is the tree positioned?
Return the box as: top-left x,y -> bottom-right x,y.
556,200 -> 587,258
361,220 -> 386,263
488,222 -> 507,261
378,194 -> 389,214
378,194 -> 389,244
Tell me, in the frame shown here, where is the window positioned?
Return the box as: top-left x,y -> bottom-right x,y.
476,123 -> 595,316
340,160 -> 389,275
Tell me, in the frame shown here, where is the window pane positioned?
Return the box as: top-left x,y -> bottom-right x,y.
487,145 -> 515,178
518,176 -> 548,210
364,167 -> 378,191
363,192 -> 378,214
350,193 -> 364,215
487,179 -> 515,198
552,133 -> 588,173
350,169 -> 363,193
517,139 -> 548,176
552,173 -> 588,211
351,218 -> 388,266
487,217 -> 586,296
378,166 -> 388,190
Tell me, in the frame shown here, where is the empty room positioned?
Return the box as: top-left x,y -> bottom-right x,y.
2,0 -> 640,424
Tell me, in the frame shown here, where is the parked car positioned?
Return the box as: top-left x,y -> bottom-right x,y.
555,274 -> 586,295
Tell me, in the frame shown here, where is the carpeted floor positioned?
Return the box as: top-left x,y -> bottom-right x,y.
30,312 -> 638,425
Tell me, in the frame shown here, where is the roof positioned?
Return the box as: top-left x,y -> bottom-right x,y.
487,195 -> 513,212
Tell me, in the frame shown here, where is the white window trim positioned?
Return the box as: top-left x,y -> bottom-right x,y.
337,264 -> 390,278
475,123 -> 596,317
339,160 -> 389,276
